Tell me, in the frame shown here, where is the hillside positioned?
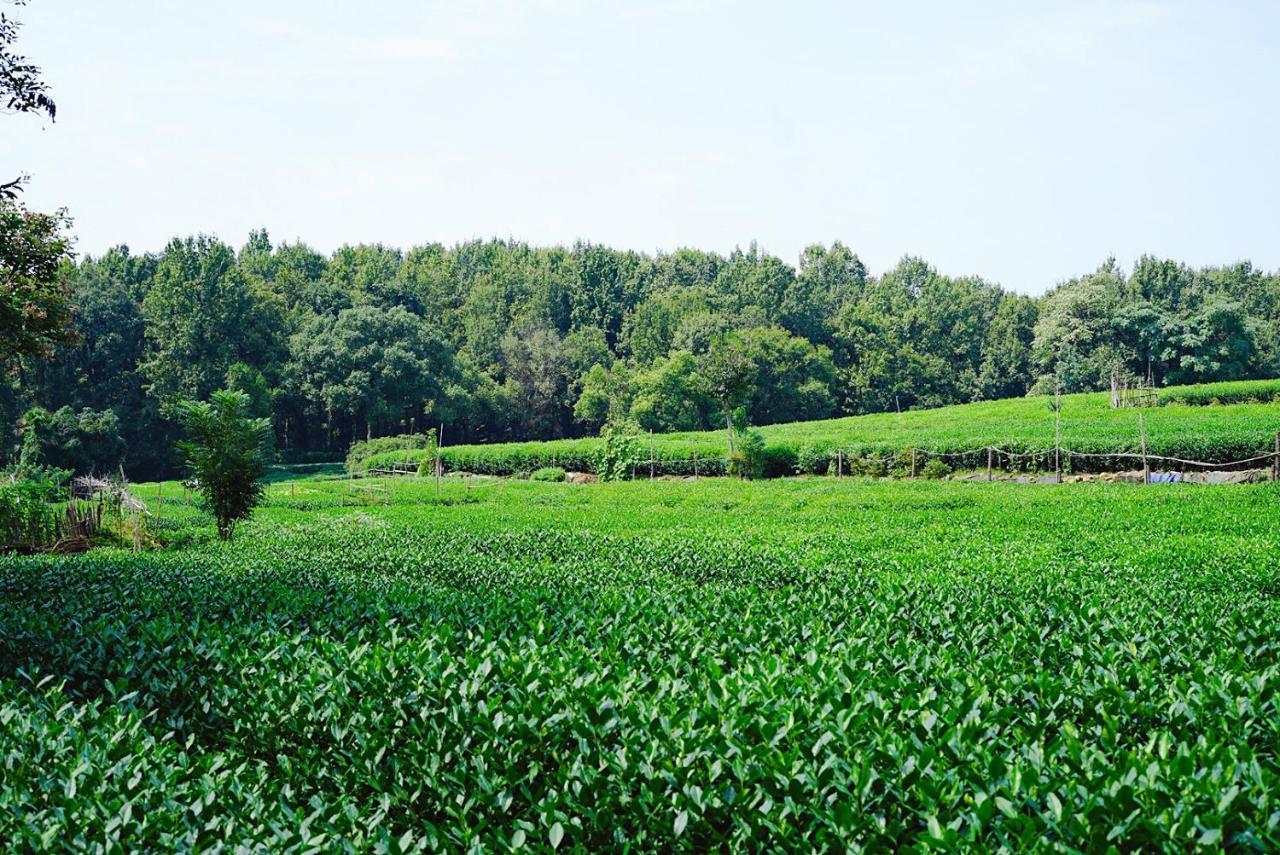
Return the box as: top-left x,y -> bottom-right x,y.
360,379 -> 1280,477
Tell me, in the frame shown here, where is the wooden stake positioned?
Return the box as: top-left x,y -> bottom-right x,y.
692,445 -> 698,480
1054,388 -> 1062,480
910,448 -> 917,479
1139,410 -> 1149,484
987,447 -> 993,482
837,448 -> 843,479
649,430 -> 655,480
1273,431 -> 1279,483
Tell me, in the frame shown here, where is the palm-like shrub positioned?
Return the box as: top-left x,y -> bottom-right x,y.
178,390 -> 272,541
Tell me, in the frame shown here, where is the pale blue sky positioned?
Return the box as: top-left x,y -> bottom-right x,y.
6,0 -> 1278,293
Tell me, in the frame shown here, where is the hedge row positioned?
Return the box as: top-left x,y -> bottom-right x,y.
360,433 -> 1275,480
1159,378 -> 1280,407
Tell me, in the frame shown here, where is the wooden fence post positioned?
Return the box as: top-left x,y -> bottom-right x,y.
910,448 -> 917,479
1054,395 -> 1062,480
987,447 -> 993,481
1139,411 -> 1149,484
649,430 -> 655,480
837,448 -> 843,479
1273,431 -> 1279,482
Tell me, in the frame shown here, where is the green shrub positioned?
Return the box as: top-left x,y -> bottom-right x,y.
1159,379 -> 1280,406
530,466 -> 566,483
795,443 -> 833,475
594,422 -> 642,482
0,473 -> 64,551
760,443 -> 797,478
921,458 -> 951,479
346,431 -> 436,474
178,390 -> 272,541
727,429 -> 766,479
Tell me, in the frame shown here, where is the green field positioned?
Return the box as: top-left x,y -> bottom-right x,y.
3,475 -> 1278,850
362,379 -> 1280,477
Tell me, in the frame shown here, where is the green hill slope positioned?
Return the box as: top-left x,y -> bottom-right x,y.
366,379 -> 1280,476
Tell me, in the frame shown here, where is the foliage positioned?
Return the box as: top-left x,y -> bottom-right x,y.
727,428 -> 765,479
287,305 -> 450,444
795,443 -> 833,475
1,0 -> 56,198
529,466 -> 566,483
17,405 -> 125,474
1,478 -> 1278,849
921,457 -> 951,479
593,421 -> 642,482
9,232 -> 1280,479
627,351 -> 712,433
141,235 -> 281,411
0,471 -> 63,551
177,390 -> 271,540
0,200 -> 76,368
345,430 -> 436,474
431,379 -> 1280,477
698,336 -> 756,439
1160,378 -> 1280,406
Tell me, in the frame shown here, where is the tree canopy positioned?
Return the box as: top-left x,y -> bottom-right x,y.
4,230 -> 1279,479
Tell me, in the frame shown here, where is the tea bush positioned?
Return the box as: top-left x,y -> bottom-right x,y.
3,477 -> 1278,850
390,380 -> 1280,478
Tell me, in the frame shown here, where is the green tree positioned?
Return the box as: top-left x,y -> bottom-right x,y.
178,390 -> 271,541
628,351 -> 711,432
287,305 -> 453,446
698,336 -> 756,449
574,362 -> 633,431
1,0 -> 56,198
141,236 -> 274,410
733,326 -> 837,425
1166,298 -> 1260,385
501,324 -> 573,439
0,200 -> 76,369
786,242 -> 866,346
19,405 -> 125,474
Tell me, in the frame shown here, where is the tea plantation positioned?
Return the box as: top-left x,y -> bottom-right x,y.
359,379 -> 1280,477
2,477 -> 1279,851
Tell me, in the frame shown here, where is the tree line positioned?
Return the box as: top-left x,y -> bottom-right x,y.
6,226 -> 1278,480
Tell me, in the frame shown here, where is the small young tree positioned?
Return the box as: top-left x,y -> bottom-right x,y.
698,336 -> 756,453
178,390 -> 272,541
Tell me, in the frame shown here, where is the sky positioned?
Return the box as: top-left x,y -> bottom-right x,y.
5,0 -> 1279,294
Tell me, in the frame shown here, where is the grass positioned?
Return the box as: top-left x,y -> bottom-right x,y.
361,379 -> 1280,476
2,474 -> 1278,850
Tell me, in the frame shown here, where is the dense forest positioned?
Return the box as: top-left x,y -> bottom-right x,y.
6,230 -> 1279,479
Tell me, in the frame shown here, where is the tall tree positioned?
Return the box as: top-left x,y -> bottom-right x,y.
287,305 -> 453,445
141,236 -> 271,410
0,200 -> 75,369
698,335 -> 756,447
